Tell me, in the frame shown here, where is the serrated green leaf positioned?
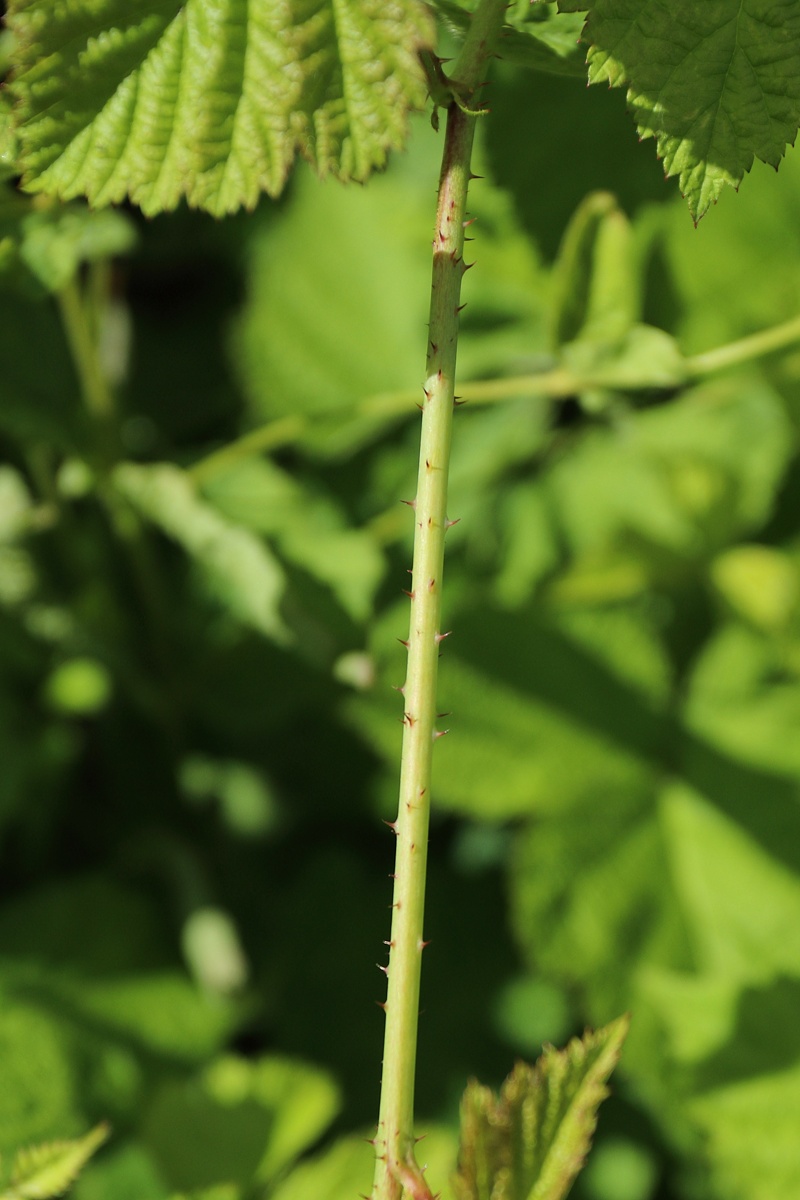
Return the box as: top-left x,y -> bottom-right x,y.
114,463 -> 288,644
565,1 -> 800,221
3,1124 -> 109,1200
453,1017 -> 629,1200
6,0 -> 434,216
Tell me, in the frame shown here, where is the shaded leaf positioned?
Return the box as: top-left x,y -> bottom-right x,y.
114,463 -> 288,644
6,0 -> 434,216
453,1016 -> 629,1200
201,459 -> 384,622
142,1056 -> 339,1192
433,1 -> 586,77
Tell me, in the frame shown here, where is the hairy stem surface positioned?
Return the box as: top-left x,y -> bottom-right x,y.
372,5 -> 507,1198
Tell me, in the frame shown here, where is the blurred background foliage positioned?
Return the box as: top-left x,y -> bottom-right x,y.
2,20 -> 800,1200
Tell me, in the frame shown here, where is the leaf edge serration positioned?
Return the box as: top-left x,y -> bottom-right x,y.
5,0 -> 437,217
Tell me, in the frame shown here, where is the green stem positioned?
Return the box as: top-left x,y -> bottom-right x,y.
372,5 -> 507,1199
188,310 -> 800,487
685,312 -> 800,377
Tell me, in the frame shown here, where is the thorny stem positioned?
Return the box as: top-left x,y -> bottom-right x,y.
372,4 -> 508,1199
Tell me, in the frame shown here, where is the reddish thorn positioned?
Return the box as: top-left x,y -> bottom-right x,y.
397,638 -> 410,649
430,341 -> 438,354
401,498 -> 416,508
384,939 -> 395,946
445,517 -> 461,529
391,684 -> 405,694
454,396 -> 466,407
419,788 -> 426,797
437,711 -> 451,719
434,729 -> 449,739
388,873 -> 397,879
383,819 -> 399,834
463,261 -> 475,271
403,712 -> 416,727
402,589 -> 415,599
418,939 -> 431,952
422,386 -> 430,399
416,402 -> 424,412
415,1133 -> 428,1144
463,217 -> 477,227
428,578 -> 435,591
377,963 -> 388,975
455,303 -> 467,314
427,517 -> 432,526
437,368 -> 443,380
376,1000 -> 387,1011
435,630 -> 452,644
425,458 -> 430,468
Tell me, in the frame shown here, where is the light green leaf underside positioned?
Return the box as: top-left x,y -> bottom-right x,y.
6,0 -> 434,216
560,0 -> 800,221
453,1017 -> 628,1200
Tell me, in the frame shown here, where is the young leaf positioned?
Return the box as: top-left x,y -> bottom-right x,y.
5,0 -> 434,216
560,1 -> 800,222
1,1123 -> 109,1200
453,1016 -> 629,1200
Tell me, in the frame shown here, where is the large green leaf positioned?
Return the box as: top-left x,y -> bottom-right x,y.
561,1 -> 800,221
6,0 -> 434,216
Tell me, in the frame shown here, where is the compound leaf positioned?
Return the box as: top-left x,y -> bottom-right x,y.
6,0 -> 434,216
560,0 -> 800,221
453,1016 -> 629,1200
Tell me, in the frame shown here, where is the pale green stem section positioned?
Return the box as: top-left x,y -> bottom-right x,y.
188,315 -> 800,487
684,312 -> 800,377
372,6 -> 508,1199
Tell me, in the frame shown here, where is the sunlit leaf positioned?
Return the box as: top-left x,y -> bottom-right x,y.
560,0 -> 800,221
2,1124 -> 109,1200
453,1017 -> 628,1200
6,0 -> 434,215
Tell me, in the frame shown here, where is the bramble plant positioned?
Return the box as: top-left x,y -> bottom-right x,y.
2,2 -> 800,1199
